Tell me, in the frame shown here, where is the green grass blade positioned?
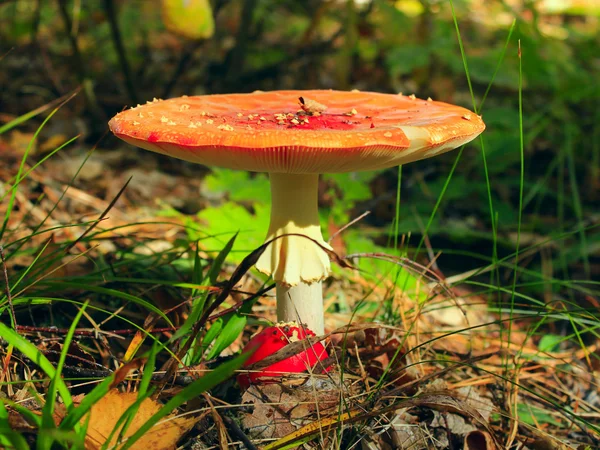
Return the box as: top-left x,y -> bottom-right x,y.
171,233 -> 238,345
565,127 -> 591,278
206,312 -> 246,360
0,401 -> 21,449
0,92 -> 75,135
208,232 -> 237,286
0,136 -> 78,204
101,343 -> 163,446
120,353 -> 249,450
4,239 -> 51,298
507,40 -> 525,349
0,430 -> 29,450
191,241 -> 205,299
31,281 -> 172,325
59,376 -> 116,431
104,391 -> 155,450
40,302 -> 88,447
479,19 -> 516,110
449,0 -> 476,112
413,146 -> 464,258
139,342 -> 159,397
1,399 -> 42,428
0,323 -> 73,411
0,100 -> 66,241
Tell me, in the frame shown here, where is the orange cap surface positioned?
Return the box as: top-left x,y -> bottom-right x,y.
108,90 -> 484,173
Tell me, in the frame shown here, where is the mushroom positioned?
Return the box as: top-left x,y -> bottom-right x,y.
108,90 -> 485,335
237,322 -> 329,388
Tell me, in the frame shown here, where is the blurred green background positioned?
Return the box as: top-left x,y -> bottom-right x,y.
1,0 -> 598,301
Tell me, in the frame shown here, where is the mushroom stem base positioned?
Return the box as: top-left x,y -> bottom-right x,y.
276,282 -> 324,335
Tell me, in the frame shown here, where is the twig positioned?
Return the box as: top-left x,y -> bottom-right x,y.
15,325 -> 177,337
203,393 -> 229,449
0,47 -> 14,63
207,283 -> 275,321
328,210 -> 370,244
222,415 -> 258,450
103,0 -> 138,104
65,175 -> 132,252
414,206 -> 442,276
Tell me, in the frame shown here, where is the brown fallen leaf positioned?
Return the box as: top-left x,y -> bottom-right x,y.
82,390 -> 197,450
241,380 -> 339,440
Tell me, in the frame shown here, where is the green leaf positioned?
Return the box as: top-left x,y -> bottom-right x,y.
139,343 -> 159,398
517,403 -> 561,427
161,0 -> 215,40
325,172 -> 377,203
40,302 -> 89,448
195,202 -> 270,264
204,169 -> 270,203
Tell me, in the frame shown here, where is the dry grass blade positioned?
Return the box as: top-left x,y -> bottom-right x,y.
65,175 -> 133,252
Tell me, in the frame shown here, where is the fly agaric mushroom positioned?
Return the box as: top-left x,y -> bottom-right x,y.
237,322 -> 329,388
108,90 -> 485,335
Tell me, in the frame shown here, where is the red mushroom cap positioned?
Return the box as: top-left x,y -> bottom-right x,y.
108,90 -> 484,174
237,323 -> 329,388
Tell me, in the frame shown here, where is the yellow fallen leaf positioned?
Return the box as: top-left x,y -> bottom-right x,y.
40,133 -> 68,153
83,390 -> 196,450
161,0 -> 215,40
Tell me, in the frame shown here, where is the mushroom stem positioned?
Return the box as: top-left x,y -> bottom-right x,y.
255,172 -> 331,334
276,283 -> 324,335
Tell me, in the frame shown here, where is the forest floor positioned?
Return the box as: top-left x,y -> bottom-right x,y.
1,120 -> 598,449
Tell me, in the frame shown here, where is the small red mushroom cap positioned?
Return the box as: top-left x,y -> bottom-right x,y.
237,322 -> 329,388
